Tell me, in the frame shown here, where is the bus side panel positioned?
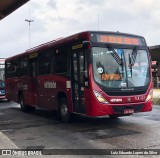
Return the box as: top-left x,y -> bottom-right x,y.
5,78 -> 19,103
36,74 -> 73,112
83,87 -> 93,115
18,76 -> 37,107
53,75 -> 73,112
37,75 -> 57,109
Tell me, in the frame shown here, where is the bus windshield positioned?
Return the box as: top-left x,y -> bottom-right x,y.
92,47 -> 150,88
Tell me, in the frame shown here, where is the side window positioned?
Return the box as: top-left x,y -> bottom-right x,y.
6,62 -> 12,78
20,58 -> 28,76
31,59 -> 38,77
54,47 -> 68,73
38,50 -> 52,75
6,60 -> 19,78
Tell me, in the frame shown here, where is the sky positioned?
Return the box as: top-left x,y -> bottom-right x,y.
0,0 -> 160,58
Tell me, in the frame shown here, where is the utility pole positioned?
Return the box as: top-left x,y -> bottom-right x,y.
25,19 -> 34,48
98,14 -> 99,31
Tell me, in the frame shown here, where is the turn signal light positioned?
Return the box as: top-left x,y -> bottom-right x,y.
93,90 -> 109,104
146,89 -> 153,102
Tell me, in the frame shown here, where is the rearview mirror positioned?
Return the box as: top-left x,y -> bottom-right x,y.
82,41 -> 91,49
85,48 -> 92,63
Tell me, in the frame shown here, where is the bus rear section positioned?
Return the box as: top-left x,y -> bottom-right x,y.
5,31 -> 153,122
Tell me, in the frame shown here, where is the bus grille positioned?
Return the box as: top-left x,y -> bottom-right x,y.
106,90 -> 147,96
112,104 -> 145,114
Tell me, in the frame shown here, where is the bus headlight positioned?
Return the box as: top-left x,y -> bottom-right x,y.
146,89 -> 153,102
93,90 -> 109,104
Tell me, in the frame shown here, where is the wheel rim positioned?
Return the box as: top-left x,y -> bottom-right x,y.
61,103 -> 68,117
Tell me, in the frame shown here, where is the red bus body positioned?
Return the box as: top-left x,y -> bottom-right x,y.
5,31 -> 153,120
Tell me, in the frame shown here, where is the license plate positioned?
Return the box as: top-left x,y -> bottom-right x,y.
124,109 -> 134,114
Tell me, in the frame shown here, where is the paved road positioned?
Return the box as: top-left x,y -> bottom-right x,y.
0,100 -> 160,157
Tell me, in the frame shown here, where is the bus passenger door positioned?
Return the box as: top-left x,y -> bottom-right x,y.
72,50 -> 86,114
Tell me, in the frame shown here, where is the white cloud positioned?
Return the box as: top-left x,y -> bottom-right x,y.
0,0 -> 160,58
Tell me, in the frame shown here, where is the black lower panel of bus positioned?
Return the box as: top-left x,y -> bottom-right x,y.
112,104 -> 145,114
104,89 -> 147,96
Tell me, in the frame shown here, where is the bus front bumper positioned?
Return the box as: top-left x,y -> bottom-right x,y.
89,100 -> 152,117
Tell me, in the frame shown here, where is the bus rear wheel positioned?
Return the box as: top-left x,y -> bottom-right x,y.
19,94 -> 35,112
58,97 -> 71,122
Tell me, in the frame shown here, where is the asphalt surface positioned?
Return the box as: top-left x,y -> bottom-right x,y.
0,100 -> 160,158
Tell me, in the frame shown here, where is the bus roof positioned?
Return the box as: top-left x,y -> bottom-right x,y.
6,31 -> 145,61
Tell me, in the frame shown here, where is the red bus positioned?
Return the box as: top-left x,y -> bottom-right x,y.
5,31 -> 153,122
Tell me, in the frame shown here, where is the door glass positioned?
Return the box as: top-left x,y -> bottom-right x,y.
73,53 -> 78,81
79,51 -> 85,110
72,50 -> 86,113
79,53 -> 84,84
31,61 -> 37,77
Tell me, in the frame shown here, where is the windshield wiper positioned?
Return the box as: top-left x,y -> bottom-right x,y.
107,44 -> 122,66
130,47 -> 137,66
128,47 -> 137,77
129,54 -> 133,77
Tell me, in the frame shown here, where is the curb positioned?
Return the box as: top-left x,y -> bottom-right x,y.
0,132 -> 18,149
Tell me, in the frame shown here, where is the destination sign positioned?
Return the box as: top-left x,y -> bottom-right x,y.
101,73 -> 122,81
96,34 -> 145,45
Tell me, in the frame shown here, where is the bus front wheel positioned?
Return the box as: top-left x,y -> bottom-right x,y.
19,94 -> 35,112
58,97 -> 71,122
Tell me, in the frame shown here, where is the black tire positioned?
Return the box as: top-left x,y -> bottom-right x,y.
109,115 -> 119,119
19,94 -> 35,112
109,114 -> 130,118
58,97 -> 71,122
